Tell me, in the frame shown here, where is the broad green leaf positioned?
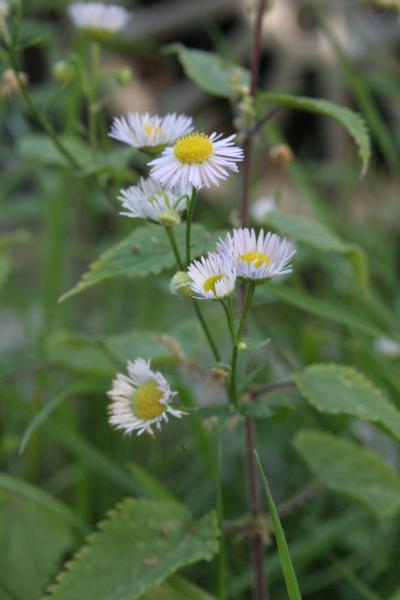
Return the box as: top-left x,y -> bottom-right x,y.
142,575 -> 216,600
47,331 -> 117,374
294,431 -> 400,517
257,93 -> 370,175
164,43 -> 250,98
18,134 -> 133,176
266,210 -> 351,254
257,285 -> 383,338
0,473 -> 87,533
60,224 -> 222,301
255,451 -> 302,600
294,364 -> 400,442
45,499 -> 219,600
0,480 -> 76,600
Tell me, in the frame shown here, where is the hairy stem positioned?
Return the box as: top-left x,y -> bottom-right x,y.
241,1 -> 267,598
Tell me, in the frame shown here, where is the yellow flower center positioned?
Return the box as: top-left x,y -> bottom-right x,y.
144,124 -> 163,137
174,133 -> 213,164
203,274 -> 223,295
240,252 -> 270,268
132,381 -> 165,420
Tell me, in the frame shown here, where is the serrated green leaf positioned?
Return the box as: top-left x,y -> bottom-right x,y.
60,224 -> 222,301
0,481 -> 76,600
294,431 -> 400,517
257,93 -> 370,175
255,451 -> 302,600
294,364 -> 400,442
44,499 -> 219,600
142,575 -> 216,599
164,43 -> 250,98
257,285 -> 383,338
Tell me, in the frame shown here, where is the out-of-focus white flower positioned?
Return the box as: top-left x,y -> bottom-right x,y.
68,2 -> 130,37
118,177 -> 190,226
217,228 -> 295,281
374,336 -> 400,358
187,252 -> 236,299
149,132 -> 244,189
250,196 -> 276,224
107,358 -> 185,437
109,112 -> 193,155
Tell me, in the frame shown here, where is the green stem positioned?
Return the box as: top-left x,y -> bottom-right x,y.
88,41 -> 100,152
185,188 -> 197,266
5,45 -> 81,169
165,227 -> 184,270
216,435 -> 226,599
164,227 -> 221,362
192,300 -> 221,363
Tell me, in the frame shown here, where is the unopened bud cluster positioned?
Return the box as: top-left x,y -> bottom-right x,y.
230,71 -> 256,138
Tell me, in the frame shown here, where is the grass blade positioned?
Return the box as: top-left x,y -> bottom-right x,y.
254,450 -> 302,600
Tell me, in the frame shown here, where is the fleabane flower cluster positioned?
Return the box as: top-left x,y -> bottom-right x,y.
118,177 -> 190,227
68,2 -> 130,38
183,228 -> 295,300
107,358 -> 185,437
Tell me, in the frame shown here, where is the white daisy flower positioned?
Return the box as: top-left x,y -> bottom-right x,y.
149,132 -> 244,189
187,252 -> 236,300
118,177 -> 190,226
217,228 -> 295,281
68,3 -> 130,36
109,112 -> 193,155
107,358 -> 185,437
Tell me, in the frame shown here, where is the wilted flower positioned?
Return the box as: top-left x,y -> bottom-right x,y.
187,252 -> 236,299
269,144 -> 294,167
217,228 -> 295,281
109,112 -> 193,155
118,177 -> 189,226
149,132 -> 244,189
107,358 -> 186,437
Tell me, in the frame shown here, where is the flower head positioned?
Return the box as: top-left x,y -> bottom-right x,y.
187,252 -> 236,299
118,177 -> 189,226
109,112 -> 193,155
217,228 -> 295,281
149,132 -> 244,189
68,3 -> 129,38
107,358 -> 185,436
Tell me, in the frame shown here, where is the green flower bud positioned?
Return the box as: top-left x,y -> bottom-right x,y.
115,65 -> 132,86
158,209 -> 181,227
170,272 -> 193,297
238,341 -> 247,352
53,60 -> 75,83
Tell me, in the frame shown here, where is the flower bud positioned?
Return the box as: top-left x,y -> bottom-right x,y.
170,272 -> 193,297
53,60 -> 75,83
237,341 -> 247,352
0,69 -> 28,96
269,144 -> 294,167
115,66 -> 132,86
158,209 -> 181,227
